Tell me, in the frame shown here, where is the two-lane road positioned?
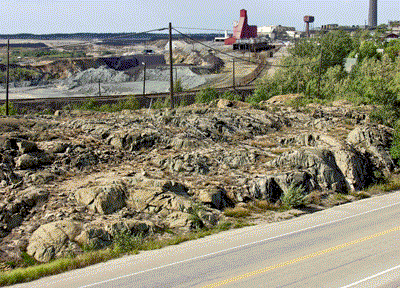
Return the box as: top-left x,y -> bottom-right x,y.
12,191 -> 400,288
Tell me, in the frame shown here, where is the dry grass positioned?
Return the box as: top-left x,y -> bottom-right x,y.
248,200 -> 285,213
367,173 -> 400,195
223,206 -> 252,218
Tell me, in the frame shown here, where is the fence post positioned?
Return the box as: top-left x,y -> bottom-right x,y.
6,39 -> 10,116
169,22 -> 174,108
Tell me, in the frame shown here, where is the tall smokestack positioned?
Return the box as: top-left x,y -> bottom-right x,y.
368,0 -> 377,27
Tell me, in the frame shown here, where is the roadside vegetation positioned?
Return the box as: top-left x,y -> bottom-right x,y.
0,219 -> 249,286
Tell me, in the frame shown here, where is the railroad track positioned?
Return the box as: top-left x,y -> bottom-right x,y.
0,85 -> 256,112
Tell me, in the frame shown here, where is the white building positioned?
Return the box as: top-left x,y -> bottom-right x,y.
257,26 -> 277,40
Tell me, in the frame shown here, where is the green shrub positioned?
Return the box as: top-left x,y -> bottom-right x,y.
195,87 -> 220,103
281,184 -> 305,208
112,231 -> 143,254
187,203 -> 205,230
151,98 -> 167,109
173,78 -> 184,93
221,91 -> 242,101
71,96 -> 140,112
0,103 -> 18,115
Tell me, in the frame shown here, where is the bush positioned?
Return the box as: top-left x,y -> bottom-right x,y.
72,96 -> 140,112
0,103 -> 18,115
195,87 -> 220,103
173,78 -> 184,93
221,91 -> 242,101
281,184 -> 305,208
112,231 -> 143,254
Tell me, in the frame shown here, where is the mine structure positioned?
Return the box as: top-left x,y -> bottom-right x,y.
225,9 -> 274,52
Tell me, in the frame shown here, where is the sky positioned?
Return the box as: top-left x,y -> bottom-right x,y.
1,0 -> 399,34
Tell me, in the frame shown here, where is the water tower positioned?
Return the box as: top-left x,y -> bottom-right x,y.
304,15 -> 315,37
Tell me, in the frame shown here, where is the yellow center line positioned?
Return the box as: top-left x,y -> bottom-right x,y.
202,226 -> 400,288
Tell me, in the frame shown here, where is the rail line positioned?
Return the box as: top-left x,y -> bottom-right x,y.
0,85 -> 256,112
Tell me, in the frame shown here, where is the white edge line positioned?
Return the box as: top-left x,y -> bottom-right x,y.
77,200 -> 400,288
340,264 -> 400,288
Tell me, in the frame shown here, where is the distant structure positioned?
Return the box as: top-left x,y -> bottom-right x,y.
368,0 -> 377,27
225,9 -> 257,45
304,16 -> 315,38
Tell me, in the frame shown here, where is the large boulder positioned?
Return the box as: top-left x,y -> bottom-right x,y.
125,175 -> 197,216
249,176 -> 283,202
196,186 -> 233,210
271,148 -> 348,193
75,225 -> 111,250
75,180 -> 127,214
316,135 -> 374,191
27,220 -> 82,262
17,140 -> 38,154
347,125 -> 395,171
15,154 -> 38,170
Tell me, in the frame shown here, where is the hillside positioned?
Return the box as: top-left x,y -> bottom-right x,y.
0,95 -> 397,276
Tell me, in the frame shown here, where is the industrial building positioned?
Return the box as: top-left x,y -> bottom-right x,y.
224,9 -> 257,45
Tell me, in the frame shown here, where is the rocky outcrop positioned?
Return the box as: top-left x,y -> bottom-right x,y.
347,124 -> 395,171
1,99 -> 398,267
108,129 -> 161,151
0,187 -> 49,235
271,148 -> 348,193
75,181 -> 127,214
196,186 -> 233,210
160,152 -> 211,174
27,220 -> 82,262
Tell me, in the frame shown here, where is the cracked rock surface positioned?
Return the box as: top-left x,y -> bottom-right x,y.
0,97 -> 396,265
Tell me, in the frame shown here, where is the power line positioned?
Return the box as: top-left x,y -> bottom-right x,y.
172,27 -> 319,68
172,28 -> 261,64
174,26 -> 232,33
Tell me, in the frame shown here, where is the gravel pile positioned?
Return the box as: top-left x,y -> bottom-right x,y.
61,66 -> 131,90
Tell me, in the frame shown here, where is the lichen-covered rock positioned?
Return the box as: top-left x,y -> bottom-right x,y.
161,152 -> 210,174
75,225 -> 111,250
347,124 -> 395,171
196,187 -> 233,210
271,148 -> 348,193
17,140 -> 38,154
26,220 -> 82,262
75,181 -> 127,214
15,154 -> 38,169
249,176 -> 283,202
317,135 -> 374,191
108,129 -> 160,151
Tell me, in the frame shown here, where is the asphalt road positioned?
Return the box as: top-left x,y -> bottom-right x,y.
12,191 -> 400,288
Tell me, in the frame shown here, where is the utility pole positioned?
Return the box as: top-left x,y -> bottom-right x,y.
317,40 -> 323,98
142,62 -> 146,95
5,39 -> 10,116
169,22 -> 174,108
232,58 -> 236,89
98,79 -> 101,97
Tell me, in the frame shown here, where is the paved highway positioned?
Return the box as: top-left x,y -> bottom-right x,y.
12,191 -> 400,288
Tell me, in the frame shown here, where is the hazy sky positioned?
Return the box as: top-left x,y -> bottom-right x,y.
1,0 -> 399,34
